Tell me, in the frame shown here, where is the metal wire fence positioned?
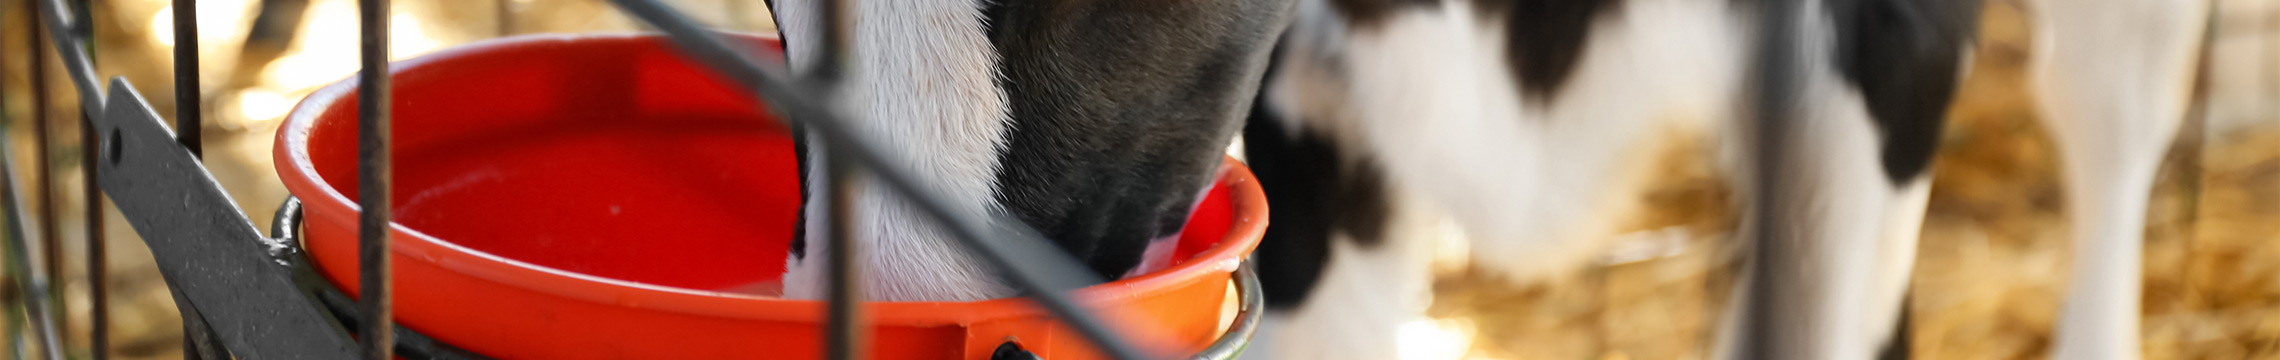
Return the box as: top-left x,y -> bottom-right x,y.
4,0 -> 1804,358
3,0 -> 1269,358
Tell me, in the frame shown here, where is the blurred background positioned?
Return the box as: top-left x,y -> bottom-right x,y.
0,0 -> 2276,359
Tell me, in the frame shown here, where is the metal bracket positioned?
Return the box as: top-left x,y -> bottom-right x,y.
88,78 -> 360,359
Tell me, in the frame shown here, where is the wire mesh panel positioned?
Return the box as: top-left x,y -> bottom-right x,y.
10,0 -> 1278,358
23,0 -> 2227,358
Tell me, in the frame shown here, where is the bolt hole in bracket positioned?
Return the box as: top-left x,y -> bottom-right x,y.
81,67 -> 488,359
106,128 -> 123,166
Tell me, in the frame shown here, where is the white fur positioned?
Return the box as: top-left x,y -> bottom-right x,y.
1751,56 -> 1919,359
1870,179 -> 1932,350
1266,0 -> 1933,358
1262,0 -> 1751,358
776,0 -> 1019,302
1715,6 -> 1940,357
1268,0 -> 2211,358
2029,0 -> 2209,358
1269,0 -> 1752,285
1257,183 -> 1444,360
1125,185 -> 1218,278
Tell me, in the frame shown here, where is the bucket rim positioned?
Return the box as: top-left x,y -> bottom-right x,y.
271,32 -> 1271,325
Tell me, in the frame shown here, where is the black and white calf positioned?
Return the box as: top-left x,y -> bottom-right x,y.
764,0 -> 1292,301
1245,0 -> 2206,359
749,0 -> 2202,358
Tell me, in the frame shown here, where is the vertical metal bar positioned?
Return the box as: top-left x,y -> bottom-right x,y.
27,8 -> 61,360
801,0 -> 844,85
824,155 -> 864,360
815,0 -> 859,358
158,4 -> 207,358
492,0 -> 511,37
356,0 -> 395,359
175,0 -> 202,158
83,157 -> 107,360
73,1 -> 120,358
1741,0 -> 1800,358
17,2 -> 65,358
60,7 -> 103,356
0,3 -> 16,355
28,1 -> 70,354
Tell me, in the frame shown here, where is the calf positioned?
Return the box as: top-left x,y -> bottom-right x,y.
764,0 -> 1292,302
1244,0 -> 2207,359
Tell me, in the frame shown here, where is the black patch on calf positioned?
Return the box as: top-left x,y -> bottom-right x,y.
1321,0 -> 1622,98
1828,0 -> 1980,183
1244,124 -> 1396,308
1244,72 -> 1396,308
1243,40 -> 1331,308
768,0 -> 806,262
789,120 -> 811,260
1334,161 -> 1393,247
1246,131 -> 1393,308
1245,115 -> 1335,308
981,0 -> 1294,280
1475,0 -> 1624,99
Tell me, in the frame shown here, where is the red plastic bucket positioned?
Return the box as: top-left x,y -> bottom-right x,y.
274,33 -> 1268,359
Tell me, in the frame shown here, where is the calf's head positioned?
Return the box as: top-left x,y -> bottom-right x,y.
773,0 -> 1294,301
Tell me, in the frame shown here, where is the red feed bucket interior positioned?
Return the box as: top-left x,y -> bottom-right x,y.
274,33 -> 1268,359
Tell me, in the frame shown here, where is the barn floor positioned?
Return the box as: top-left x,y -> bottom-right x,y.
2,0 -> 2277,359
